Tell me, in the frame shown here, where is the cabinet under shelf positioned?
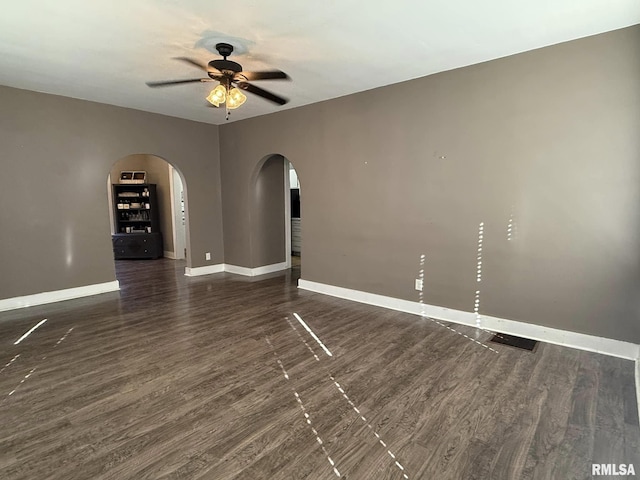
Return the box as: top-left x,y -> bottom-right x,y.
112,233 -> 163,259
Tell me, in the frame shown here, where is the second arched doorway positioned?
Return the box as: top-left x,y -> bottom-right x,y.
107,154 -> 189,269
252,154 -> 301,272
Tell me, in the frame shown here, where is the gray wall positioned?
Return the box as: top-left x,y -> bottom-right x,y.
109,154 -> 174,254
219,25 -> 640,343
0,86 -> 223,300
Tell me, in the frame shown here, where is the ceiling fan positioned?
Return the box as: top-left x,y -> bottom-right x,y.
146,43 -> 290,119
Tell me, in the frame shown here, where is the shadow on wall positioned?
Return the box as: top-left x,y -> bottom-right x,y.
107,154 -> 188,260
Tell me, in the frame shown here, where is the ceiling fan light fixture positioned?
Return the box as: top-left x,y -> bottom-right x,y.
206,84 -> 226,106
151,44 -> 289,117
226,87 -> 246,109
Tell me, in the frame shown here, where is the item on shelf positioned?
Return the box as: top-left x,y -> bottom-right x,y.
119,171 -> 147,184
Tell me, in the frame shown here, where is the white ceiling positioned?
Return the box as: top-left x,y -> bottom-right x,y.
1,1 -> 638,125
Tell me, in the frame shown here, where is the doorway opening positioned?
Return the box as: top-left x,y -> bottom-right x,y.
286,160 -> 301,270
251,154 -> 301,275
107,154 -> 189,280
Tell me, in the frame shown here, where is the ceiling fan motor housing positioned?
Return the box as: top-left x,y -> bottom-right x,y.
209,59 -> 243,74
209,43 -> 242,77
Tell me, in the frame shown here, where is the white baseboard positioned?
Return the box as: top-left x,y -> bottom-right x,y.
226,262 -> 288,277
163,251 -> 176,259
298,279 -> 640,361
223,264 -> 253,276
0,281 -> 120,312
253,262 -> 288,276
184,264 -> 225,276
185,262 -> 288,278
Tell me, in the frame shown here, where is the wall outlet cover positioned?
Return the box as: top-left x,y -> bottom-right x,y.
415,279 -> 423,291
205,252 -> 211,261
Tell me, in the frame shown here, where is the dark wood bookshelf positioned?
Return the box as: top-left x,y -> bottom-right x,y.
111,183 -> 163,259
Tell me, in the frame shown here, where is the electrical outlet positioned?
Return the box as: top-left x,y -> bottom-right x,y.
205,252 -> 211,261
415,279 -> 423,291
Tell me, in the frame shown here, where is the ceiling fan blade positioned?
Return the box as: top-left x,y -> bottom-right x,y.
146,78 -> 211,87
174,57 -> 222,75
236,81 -> 289,105
236,70 -> 290,81
174,57 -> 206,70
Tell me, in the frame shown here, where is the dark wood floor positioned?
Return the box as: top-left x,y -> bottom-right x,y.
0,259 -> 637,479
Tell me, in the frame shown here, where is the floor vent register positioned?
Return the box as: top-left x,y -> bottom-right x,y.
489,333 -> 538,352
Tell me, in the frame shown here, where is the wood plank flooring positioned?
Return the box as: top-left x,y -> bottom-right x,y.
0,259 -> 638,479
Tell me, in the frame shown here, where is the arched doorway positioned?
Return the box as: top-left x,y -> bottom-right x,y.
107,154 -> 189,276
252,154 -> 301,273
